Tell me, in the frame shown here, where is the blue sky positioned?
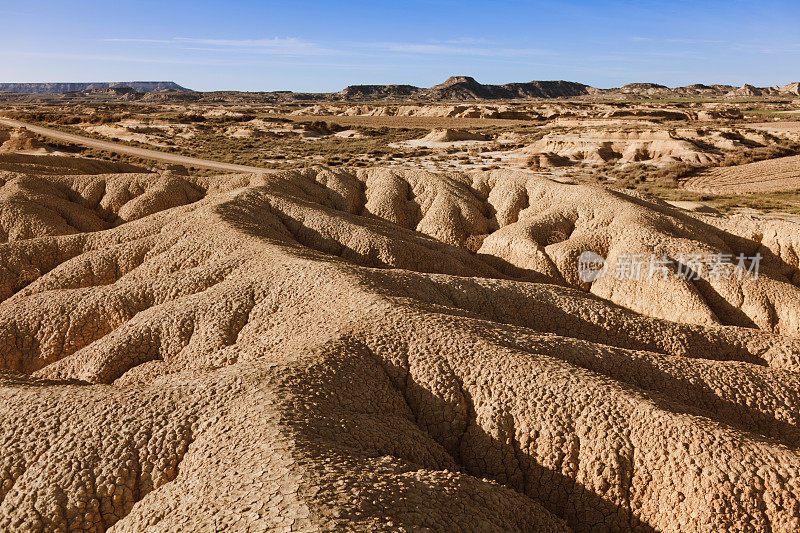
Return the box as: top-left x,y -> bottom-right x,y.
2,0 -> 799,91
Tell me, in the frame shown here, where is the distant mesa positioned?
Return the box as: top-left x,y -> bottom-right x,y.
339,76 -> 593,101
430,75 -> 486,93
728,83 -> 775,97
620,83 -> 669,90
337,84 -> 420,99
618,83 -> 669,95
0,81 -> 190,94
781,82 -> 800,96
2,77 -> 799,102
331,77 -> 800,102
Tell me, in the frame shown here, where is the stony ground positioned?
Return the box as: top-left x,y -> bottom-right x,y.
0,163 -> 799,531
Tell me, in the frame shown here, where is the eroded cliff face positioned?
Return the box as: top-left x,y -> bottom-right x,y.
0,167 -> 799,532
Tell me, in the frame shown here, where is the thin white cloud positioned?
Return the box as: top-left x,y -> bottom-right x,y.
102,38 -> 173,44
101,36 -> 339,56
728,41 -> 800,54
665,38 -> 727,44
629,37 -> 727,45
0,50 -> 367,69
439,37 -> 495,45
362,42 -> 553,57
99,36 -> 552,59
0,50 -> 244,66
759,47 -> 800,54
174,37 -> 337,56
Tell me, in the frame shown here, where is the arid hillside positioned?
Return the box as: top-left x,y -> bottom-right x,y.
685,154 -> 800,194
1,163 -> 799,531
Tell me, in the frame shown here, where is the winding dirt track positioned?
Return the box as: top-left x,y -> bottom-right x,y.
0,117 -> 266,173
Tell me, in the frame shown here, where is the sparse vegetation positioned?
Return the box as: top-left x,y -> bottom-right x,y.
5,96 -> 800,215
599,162 -> 700,190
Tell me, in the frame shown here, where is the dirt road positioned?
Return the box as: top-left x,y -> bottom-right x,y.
0,118 -> 266,173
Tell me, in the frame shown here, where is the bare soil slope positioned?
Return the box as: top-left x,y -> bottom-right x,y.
684,155 -> 800,194
1,167 -> 799,532
0,155 -> 148,176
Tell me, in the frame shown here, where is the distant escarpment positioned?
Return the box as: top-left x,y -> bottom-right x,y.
2,77 -> 799,103
0,81 -> 190,94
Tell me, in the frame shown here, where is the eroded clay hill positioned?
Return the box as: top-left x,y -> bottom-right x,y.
516,130 -> 718,166
1,166 -> 800,532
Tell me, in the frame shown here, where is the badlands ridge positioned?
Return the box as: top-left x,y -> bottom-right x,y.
3,77 -> 799,104
0,161 -> 799,531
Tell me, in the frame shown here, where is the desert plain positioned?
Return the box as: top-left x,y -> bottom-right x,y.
0,77 -> 800,531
